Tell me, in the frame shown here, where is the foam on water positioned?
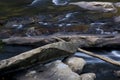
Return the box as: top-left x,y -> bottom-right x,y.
75,52 -> 105,63
111,50 -> 120,57
52,0 -> 69,5
75,50 -> 120,63
30,0 -> 40,5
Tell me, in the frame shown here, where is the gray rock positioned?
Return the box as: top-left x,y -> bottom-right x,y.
45,60 -> 81,80
64,57 -> 86,74
80,73 -> 96,80
16,60 -> 81,80
114,16 -> 120,23
114,2 -> 120,7
69,1 -> 117,13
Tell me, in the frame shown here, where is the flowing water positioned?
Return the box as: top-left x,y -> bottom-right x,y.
0,0 -> 120,80
0,0 -> 120,38
75,49 -> 120,80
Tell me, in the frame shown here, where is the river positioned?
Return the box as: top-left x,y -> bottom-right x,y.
0,0 -> 120,80
76,49 -> 120,80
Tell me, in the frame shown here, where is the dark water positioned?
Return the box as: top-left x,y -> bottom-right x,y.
0,0 -> 120,80
0,45 -> 33,60
75,49 -> 120,80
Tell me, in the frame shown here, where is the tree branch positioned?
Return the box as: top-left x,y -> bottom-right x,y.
78,48 -> 120,66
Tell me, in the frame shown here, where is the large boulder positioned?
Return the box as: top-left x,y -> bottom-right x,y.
69,1 -> 117,13
80,73 -> 96,80
64,57 -> 86,74
15,60 -> 81,80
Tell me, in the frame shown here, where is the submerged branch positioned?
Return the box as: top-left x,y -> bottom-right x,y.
78,48 -> 120,66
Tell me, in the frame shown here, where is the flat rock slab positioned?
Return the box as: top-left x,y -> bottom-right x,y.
69,1 -> 117,13
15,60 -> 81,80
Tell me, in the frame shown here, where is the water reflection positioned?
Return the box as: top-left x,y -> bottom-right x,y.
111,50 -> 120,57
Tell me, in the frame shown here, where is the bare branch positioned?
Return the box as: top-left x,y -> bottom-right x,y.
78,48 -> 120,66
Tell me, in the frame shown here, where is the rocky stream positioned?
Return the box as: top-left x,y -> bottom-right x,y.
0,0 -> 120,80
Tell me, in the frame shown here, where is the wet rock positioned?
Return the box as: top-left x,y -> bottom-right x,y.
64,57 -> 86,74
44,60 -> 81,80
5,20 -> 31,29
15,60 -> 81,80
114,70 -> 120,77
80,73 -> 96,80
114,16 -> 120,23
114,2 -> 120,7
25,27 -> 41,37
69,1 -> 117,13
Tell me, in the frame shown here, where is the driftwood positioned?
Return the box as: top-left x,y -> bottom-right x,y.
78,48 -> 120,66
2,34 -> 120,48
0,41 -> 79,75
55,36 -> 120,67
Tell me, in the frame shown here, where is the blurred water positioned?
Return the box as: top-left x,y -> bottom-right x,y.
75,50 -> 120,63
75,49 -> 120,80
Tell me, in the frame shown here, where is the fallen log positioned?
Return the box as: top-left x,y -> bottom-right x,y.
1,35 -> 120,76
0,41 -> 79,75
2,34 -> 120,48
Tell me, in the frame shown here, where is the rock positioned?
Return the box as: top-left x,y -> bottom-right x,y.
69,1 -> 117,13
80,73 -> 96,80
15,60 -> 81,80
114,16 -> 120,23
64,57 -> 86,74
114,70 -> 120,77
114,2 -> 120,7
25,27 -> 41,37
4,17 -> 34,29
44,60 -> 81,80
